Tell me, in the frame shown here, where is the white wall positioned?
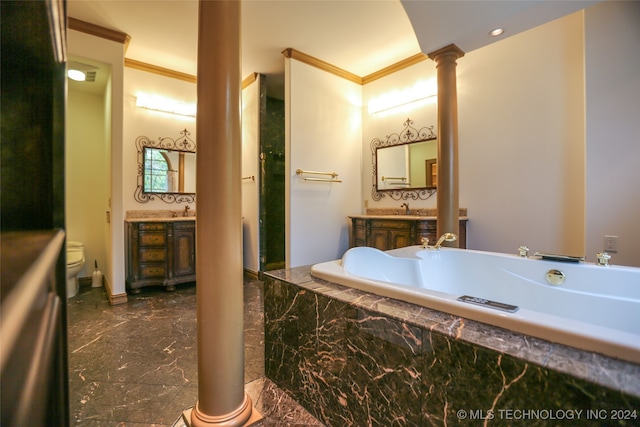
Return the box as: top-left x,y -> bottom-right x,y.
68,29 -> 125,296
362,3 -> 639,267
69,1 -> 639,290
362,12 -> 585,257
286,59 -> 363,267
242,78 -> 261,273
585,1 -> 640,267
362,62 -> 438,210
66,87 -> 109,280
69,29 -> 197,296
457,10 -> 586,257
122,67 -> 196,215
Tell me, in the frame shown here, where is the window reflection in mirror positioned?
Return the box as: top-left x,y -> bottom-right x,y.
142,148 -> 196,194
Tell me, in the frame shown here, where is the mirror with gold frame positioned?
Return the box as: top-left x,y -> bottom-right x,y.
134,129 -> 196,204
371,118 -> 437,201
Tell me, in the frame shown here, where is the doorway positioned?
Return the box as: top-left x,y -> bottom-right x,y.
259,96 -> 286,271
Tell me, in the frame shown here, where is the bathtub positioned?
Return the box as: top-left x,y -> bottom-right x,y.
310,245 -> 640,364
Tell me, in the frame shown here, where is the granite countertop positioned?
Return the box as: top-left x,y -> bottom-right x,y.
125,210 -> 195,222
125,217 -> 195,223
349,214 -> 469,221
350,207 -> 469,221
265,266 -> 640,398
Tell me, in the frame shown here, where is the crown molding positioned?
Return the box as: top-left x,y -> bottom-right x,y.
283,48 -> 430,86
282,48 -> 363,85
124,58 -> 197,83
68,17 -> 131,52
68,19 -> 431,87
123,69 -> 255,87
362,53 -> 428,85
242,72 -> 259,89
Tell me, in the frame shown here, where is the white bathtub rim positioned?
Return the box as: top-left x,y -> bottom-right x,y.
310,258 -> 640,366
342,246 -> 640,331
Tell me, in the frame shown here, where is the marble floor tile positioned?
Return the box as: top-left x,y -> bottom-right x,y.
68,280 -> 323,426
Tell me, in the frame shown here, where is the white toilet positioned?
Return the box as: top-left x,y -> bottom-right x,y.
66,241 -> 85,298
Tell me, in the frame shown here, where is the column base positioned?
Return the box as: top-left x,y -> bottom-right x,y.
175,395 -> 263,427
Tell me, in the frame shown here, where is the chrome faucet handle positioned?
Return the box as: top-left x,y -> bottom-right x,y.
518,246 -> 529,257
421,237 -> 430,248
596,252 -> 611,266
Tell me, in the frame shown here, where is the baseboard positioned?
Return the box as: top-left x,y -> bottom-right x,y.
78,275 -> 105,288
78,277 -> 93,288
265,262 -> 285,271
109,292 -> 128,305
243,268 -> 259,280
103,276 -> 128,305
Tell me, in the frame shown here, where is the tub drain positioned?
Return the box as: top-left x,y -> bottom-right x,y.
546,269 -> 566,285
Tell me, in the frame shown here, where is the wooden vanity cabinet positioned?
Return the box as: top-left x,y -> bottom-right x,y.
368,219 -> 414,250
126,220 -> 196,292
349,216 -> 467,250
171,221 -> 196,278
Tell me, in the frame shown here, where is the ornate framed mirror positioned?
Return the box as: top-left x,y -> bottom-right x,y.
134,128 -> 196,204
371,118 -> 437,201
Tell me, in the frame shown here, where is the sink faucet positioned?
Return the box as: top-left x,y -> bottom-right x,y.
429,232 -> 458,249
183,205 -> 191,217
401,202 -> 410,215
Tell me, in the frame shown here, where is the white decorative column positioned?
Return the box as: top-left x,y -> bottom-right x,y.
187,1 -> 262,426
428,44 -> 465,246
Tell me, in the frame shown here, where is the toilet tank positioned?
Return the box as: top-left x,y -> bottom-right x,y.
66,241 -> 85,264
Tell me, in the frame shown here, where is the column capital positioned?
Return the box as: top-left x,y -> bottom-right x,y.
427,44 -> 465,62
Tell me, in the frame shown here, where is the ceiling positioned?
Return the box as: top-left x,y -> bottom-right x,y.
66,0 -> 598,97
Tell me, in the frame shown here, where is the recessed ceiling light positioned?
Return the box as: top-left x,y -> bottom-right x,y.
68,69 -> 86,81
489,28 -> 505,37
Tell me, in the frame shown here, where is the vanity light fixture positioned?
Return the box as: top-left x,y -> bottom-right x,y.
67,69 -> 86,81
135,93 -> 196,117
368,79 -> 437,115
489,28 -> 505,37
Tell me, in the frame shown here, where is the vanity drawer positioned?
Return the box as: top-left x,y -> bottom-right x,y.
139,232 -> 166,247
139,223 -> 166,232
139,248 -> 166,262
370,220 -> 411,230
126,219 -> 196,292
139,264 -> 166,279
349,216 -> 468,250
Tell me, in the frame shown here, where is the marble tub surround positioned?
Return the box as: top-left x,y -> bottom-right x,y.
264,267 -> 640,427
363,207 -> 467,217
126,209 -> 196,220
67,279 -> 323,426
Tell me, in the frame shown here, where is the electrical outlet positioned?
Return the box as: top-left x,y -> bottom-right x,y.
604,235 -> 618,253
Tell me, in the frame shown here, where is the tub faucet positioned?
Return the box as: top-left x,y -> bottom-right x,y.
596,252 -> 611,266
401,202 -> 410,215
432,232 -> 458,249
